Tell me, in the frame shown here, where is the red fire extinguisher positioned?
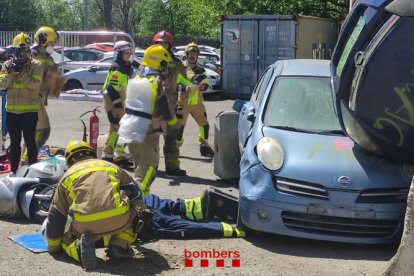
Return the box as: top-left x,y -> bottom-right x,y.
80,107 -> 100,153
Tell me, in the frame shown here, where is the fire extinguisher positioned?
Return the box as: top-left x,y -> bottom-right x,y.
79,107 -> 101,153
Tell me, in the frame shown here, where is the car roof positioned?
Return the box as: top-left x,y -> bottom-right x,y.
276,59 -> 331,77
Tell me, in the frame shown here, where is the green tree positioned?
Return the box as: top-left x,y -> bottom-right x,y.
36,0 -> 83,30
0,0 -> 40,31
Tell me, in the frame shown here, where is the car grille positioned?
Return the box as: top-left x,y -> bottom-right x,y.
274,177 -> 329,200
281,211 -> 400,238
356,188 -> 409,203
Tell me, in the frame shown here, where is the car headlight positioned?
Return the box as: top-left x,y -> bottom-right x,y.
256,137 -> 284,171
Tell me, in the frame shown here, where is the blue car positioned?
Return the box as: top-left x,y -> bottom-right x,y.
234,59 -> 411,244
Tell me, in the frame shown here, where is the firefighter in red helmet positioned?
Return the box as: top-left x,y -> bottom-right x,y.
152,31 -> 193,176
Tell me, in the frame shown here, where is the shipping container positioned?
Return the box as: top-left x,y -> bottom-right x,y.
221,15 -> 338,98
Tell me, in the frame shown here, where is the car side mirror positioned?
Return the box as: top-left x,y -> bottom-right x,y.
247,111 -> 256,122
233,99 -> 245,113
88,66 -> 98,72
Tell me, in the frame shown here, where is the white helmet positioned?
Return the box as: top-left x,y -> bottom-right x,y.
114,41 -> 131,53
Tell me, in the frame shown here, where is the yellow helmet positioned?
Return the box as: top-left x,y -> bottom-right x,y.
12,32 -> 31,48
185,42 -> 199,54
64,140 -> 96,167
35,26 -> 59,46
141,45 -> 172,71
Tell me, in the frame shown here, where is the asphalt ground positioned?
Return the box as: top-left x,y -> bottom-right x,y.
0,96 -> 398,275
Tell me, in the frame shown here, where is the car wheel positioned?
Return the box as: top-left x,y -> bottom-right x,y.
63,79 -> 83,91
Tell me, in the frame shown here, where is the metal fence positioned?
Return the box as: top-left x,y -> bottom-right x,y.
0,31 -> 80,47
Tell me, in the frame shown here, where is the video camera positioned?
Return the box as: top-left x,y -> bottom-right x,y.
6,47 -> 26,74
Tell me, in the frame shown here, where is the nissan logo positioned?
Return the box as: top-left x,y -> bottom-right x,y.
338,176 -> 352,188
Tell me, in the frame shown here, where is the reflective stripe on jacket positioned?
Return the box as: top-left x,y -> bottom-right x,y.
103,63 -> 129,112
182,61 -> 208,106
0,59 -> 43,113
51,159 -> 134,223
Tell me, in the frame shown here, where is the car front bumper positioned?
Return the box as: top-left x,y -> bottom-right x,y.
239,163 -> 405,244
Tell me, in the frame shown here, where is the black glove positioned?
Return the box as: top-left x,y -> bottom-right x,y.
120,182 -> 142,205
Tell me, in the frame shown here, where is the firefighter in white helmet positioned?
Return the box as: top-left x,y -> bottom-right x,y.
102,41 -> 133,166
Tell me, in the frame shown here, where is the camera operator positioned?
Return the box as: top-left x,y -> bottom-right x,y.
0,33 -> 43,175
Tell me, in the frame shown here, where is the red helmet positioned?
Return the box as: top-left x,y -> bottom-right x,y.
153,30 -> 173,46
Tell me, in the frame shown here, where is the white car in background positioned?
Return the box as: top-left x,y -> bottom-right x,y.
63,56 -> 220,94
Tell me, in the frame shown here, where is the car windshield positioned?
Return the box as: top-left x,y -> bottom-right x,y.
263,76 -> 342,133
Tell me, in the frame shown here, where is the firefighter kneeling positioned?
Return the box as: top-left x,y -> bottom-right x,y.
44,140 -> 151,270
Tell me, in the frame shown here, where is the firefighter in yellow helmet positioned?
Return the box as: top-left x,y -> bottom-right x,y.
126,45 -> 175,195
21,26 -> 64,164
45,140 -> 150,270
0,33 -> 43,174
102,41 -> 134,166
176,42 -> 214,157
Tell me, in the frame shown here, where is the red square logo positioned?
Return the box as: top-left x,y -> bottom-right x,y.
216,259 -> 225,267
232,259 -> 240,267
184,259 -> 193,267
112,74 -> 119,80
200,259 -> 209,267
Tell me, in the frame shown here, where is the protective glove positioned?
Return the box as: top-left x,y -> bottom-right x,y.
120,182 -> 142,205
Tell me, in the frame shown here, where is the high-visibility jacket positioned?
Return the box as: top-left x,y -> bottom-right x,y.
180,60 -> 209,106
32,46 -> 57,129
0,59 -> 43,114
103,61 -> 132,113
46,159 -> 136,251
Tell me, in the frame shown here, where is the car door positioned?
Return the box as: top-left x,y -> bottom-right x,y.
238,66 -> 273,151
86,67 -> 110,90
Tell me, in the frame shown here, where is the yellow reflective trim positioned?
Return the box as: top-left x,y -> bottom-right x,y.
6,103 -> 38,111
47,238 -> 62,246
103,235 -> 111,247
32,73 -> 42,81
140,166 -> 154,196
221,222 -> 233,237
235,227 -> 246,238
73,204 -> 129,222
184,199 -> 195,221
193,197 -> 203,221
188,89 -> 199,105
113,227 -> 135,244
199,126 -> 207,141
109,171 -> 121,207
62,164 -> 121,218
8,82 -> 26,89
62,240 -> 80,261
168,116 -> 178,126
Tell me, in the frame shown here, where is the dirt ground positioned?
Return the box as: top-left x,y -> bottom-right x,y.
0,98 -> 398,275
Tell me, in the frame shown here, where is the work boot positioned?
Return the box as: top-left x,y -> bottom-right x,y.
106,245 -> 134,259
201,188 -> 210,221
200,144 -> 214,157
80,232 -> 96,271
165,167 -> 187,176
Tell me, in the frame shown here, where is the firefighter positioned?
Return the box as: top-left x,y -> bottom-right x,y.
45,140 -> 150,270
0,33 -> 43,174
127,45 -> 175,196
177,42 -> 214,157
21,26 -> 62,164
102,41 -> 133,166
152,31 -> 192,176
